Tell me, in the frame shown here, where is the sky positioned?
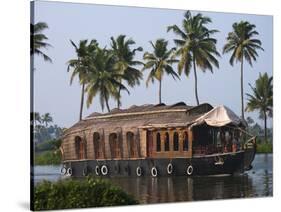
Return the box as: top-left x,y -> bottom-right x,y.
32,1 -> 273,128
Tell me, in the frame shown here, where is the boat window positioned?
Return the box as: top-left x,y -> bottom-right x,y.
156,132 -> 161,152
75,136 -> 85,159
173,132 -> 179,151
225,131 -> 231,143
126,132 -> 137,158
164,132 -> 169,151
93,132 -> 102,159
183,132 -> 189,151
109,133 -> 121,158
216,131 -> 221,146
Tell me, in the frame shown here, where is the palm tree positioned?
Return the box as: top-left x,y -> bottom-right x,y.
167,11 -> 220,106
31,112 -> 41,125
110,35 -> 143,109
86,48 -> 130,112
246,73 -> 273,143
30,22 -> 52,62
142,39 -> 179,104
67,39 -> 98,120
223,21 -> 264,120
41,113 -> 53,127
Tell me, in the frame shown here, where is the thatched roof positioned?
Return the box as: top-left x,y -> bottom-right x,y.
63,102 -> 213,136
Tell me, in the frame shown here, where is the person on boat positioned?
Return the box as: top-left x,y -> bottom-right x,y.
220,130 -> 227,153
234,131 -> 241,151
231,132 -> 237,152
225,131 -> 233,152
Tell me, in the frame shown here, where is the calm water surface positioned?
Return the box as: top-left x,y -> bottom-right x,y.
33,154 -> 272,203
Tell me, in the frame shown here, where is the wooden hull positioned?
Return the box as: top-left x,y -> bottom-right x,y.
61,149 -> 256,177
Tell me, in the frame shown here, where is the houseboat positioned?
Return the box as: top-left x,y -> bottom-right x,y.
60,102 -> 256,177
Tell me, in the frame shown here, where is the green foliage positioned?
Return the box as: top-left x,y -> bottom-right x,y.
246,73 -> 273,142
32,112 -> 63,143
33,178 -> 138,210
246,73 -> 273,115
256,142 -> 273,153
35,139 -> 62,152
31,22 -> 52,62
223,21 -> 264,66
167,11 -> 220,105
85,48 -> 131,112
34,150 -> 61,165
142,38 -> 179,103
223,20 -> 264,120
110,35 -> 143,108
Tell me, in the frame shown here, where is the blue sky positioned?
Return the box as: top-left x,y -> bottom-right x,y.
33,1 -> 273,128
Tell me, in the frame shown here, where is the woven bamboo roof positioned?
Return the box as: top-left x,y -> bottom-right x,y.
63,102 -> 213,136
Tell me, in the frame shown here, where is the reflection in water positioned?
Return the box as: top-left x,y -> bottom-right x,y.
108,154 -> 273,203
110,173 -> 257,203
33,154 -> 273,203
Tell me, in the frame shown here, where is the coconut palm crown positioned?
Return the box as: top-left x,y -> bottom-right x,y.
167,11 -> 220,105
223,21 -> 264,120
67,39 -> 99,120
86,48 -> 130,112
110,35 -> 143,109
142,39 -> 179,104
30,22 -> 52,62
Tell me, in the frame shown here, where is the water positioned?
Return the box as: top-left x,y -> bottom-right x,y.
33,154 -> 273,203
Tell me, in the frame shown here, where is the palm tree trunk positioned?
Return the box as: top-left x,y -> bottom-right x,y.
159,78 -> 162,104
193,59 -> 199,105
79,82 -> 85,121
105,93 -> 111,112
264,110 -> 267,143
240,57 -> 245,121
117,85 -> 121,109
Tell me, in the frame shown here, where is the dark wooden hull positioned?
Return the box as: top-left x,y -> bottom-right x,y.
62,149 -> 256,177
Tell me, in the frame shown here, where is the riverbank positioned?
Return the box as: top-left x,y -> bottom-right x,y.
256,143 -> 273,154
32,177 -> 138,210
34,139 -> 62,165
34,150 -> 61,165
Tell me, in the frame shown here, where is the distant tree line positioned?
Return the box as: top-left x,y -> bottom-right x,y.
246,116 -> 273,144
31,112 -> 64,143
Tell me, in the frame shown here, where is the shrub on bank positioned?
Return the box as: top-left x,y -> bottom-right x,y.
33,177 -> 138,210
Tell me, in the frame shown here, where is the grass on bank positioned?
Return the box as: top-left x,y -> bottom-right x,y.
33,177 -> 138,210
256,142 -> 273,154
34,150 -> 61,165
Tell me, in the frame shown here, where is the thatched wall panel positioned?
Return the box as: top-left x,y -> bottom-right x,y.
139,129 -> 147,158
103,130 -> 111,159
122,132 -> 129,159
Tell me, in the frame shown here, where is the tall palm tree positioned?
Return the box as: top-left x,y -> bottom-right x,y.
142,39 -> 179,104
246,73 -> 273,143
167,11 -> 220,106
67,39 -> 98,120
223,21 -> 264,120
30,22 -> 52,62
110,35 -> 143,109
41,113 -> 53,127
86,48 -> 130,112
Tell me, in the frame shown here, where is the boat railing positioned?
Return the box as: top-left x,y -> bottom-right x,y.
243,136 -> 256,150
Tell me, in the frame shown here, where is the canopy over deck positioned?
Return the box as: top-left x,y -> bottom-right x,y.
189,105 -> 246,128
